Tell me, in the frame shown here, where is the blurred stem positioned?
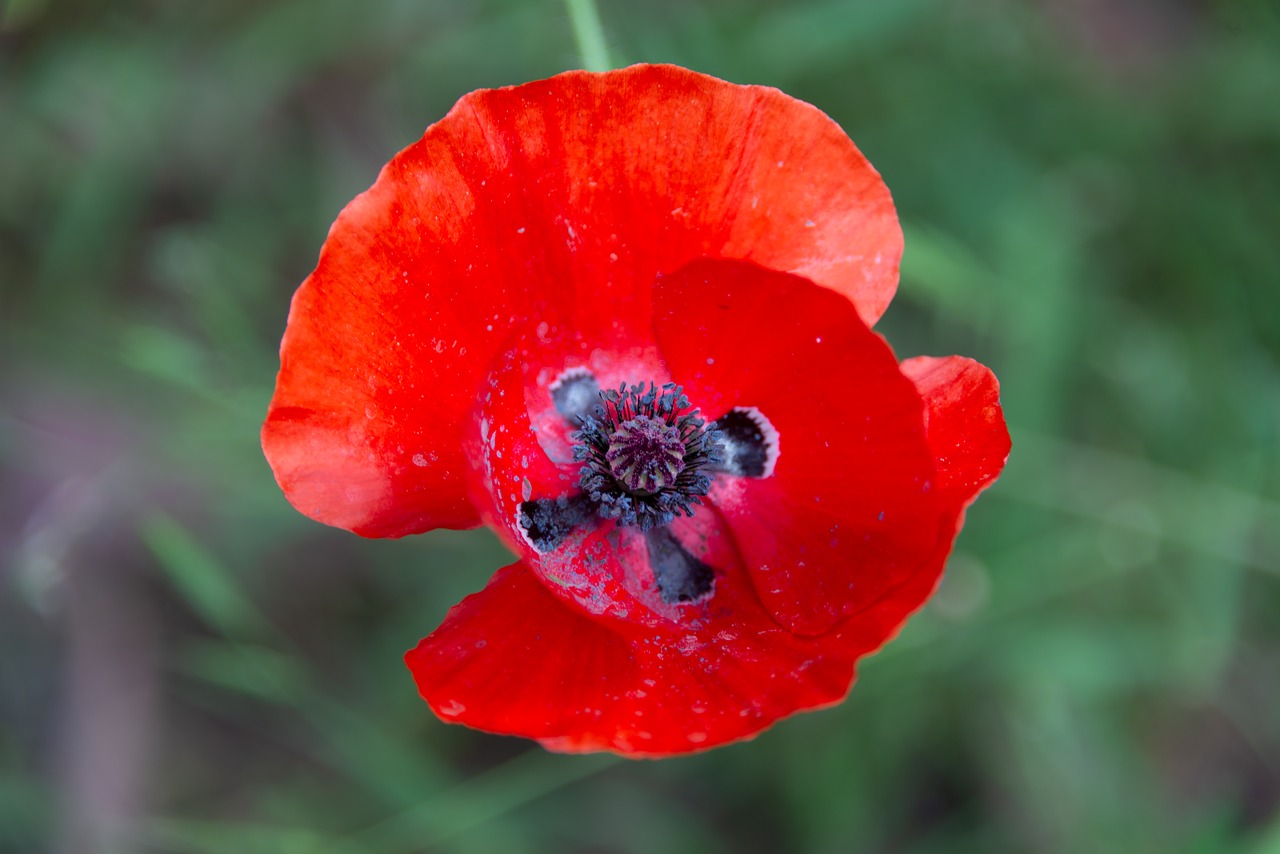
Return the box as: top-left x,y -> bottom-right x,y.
564,0 -> 611,71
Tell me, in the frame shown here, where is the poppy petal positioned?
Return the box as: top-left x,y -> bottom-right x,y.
405,559 -> 861,757
431,63 -> 902,345
259,164 -> 510,535
900,356 -> 1011,506
261,283 -> 484,537
652,258 -> 946,637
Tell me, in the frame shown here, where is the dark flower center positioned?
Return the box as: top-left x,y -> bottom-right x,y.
573,382 -> 722,531
605,415 -> 686,494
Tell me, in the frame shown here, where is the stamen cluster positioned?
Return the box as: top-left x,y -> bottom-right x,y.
573,382 -> 723,530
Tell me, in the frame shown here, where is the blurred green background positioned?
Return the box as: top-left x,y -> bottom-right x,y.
3,0 -> 1279,851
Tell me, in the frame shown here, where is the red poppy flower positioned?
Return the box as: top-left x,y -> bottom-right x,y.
263,64 -> 1009,756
